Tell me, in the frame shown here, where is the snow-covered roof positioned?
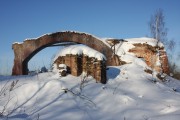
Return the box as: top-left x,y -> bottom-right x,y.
54,44 -> 107,61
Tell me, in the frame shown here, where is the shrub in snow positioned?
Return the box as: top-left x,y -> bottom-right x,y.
172,87 -> 177,92
170,73 -> 173,77
52,64 -> 68,77
0,80 -> 19,117
144,68 -> 153,74
60,69 -> 67,76
156,73 -> 166,81
40,66 -> 48,73
102,86 -> 106,89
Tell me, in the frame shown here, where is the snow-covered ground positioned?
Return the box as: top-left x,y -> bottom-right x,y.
0,63 -> 180,120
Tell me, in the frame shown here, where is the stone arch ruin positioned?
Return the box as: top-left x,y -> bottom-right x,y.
12,31 -> 120,75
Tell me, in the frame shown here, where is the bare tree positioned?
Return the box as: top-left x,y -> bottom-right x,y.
167,40 -> 180,79
149,9 -> 170,75
167,39 -> 176,70
149,9 -> 168,44
148,9 -> 180,80
167,39 -> 175,52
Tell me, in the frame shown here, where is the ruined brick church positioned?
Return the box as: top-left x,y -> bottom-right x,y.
12,31 -> 169,84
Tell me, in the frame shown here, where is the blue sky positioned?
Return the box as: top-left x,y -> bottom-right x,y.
0,0 -> 180,75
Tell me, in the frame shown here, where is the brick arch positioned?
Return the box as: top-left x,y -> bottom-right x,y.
12,31 -> 120,75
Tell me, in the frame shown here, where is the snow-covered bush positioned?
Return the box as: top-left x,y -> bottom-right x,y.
40,66 -> 48,73
0,80 -> 18,117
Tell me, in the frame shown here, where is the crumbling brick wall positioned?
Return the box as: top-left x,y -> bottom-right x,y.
129,43 -> 169,74
54,54 -> 107,84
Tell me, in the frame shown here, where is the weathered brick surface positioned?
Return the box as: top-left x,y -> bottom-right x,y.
129,43 -> 169,74
54,54 -> 107,84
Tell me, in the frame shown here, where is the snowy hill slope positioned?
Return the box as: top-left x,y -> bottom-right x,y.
1,36 -> 180,120
0,63 -> 180,120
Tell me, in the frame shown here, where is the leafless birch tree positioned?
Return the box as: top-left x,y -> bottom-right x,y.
149,9 -> 168,45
